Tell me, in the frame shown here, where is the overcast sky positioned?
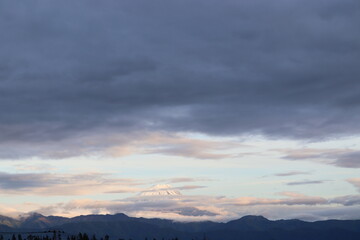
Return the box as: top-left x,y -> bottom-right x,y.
0,0 -> 359,221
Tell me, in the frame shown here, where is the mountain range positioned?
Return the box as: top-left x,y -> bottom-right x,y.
1,213 -> 360,240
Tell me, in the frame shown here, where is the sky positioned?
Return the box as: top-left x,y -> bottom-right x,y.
0,0 -> 360,222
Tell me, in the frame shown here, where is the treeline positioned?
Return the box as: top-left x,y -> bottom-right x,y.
0,234 -> 182,240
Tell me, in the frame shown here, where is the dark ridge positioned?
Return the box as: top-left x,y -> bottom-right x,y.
0,213 -> 359,240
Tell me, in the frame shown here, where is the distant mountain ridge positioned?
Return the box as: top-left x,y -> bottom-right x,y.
1,213 -> 360,240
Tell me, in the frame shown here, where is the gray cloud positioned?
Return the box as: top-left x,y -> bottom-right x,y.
331,195 -> 360,206
335,152 -> 360,168
281,149 -> 360,168
287,180 -> 325,186
174,185 -> 207,191
0,0 -> 359,159
275,171 -> 311,177
0,171 -> 140,195
0,172 -> 53,189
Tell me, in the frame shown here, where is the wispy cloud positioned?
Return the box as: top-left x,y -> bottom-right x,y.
279,148 -> 360,168
108,132 -> 243,160
13,163 -> 57,172
286,180 -> 325,186
347,178 -> 360,192
174,185 -> 207,190
0,132 -> 245,161
275,171 -> 311,177
230,193 -> 328,206
167,177 -> 200,183
0,172 -> 141,196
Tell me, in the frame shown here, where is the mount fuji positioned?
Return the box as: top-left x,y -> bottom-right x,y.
140,184 -> 182,197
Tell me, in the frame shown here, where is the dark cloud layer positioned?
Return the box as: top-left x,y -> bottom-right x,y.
1,0 -> 360,156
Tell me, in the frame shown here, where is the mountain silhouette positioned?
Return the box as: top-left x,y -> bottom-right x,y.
0,213 -> 359,240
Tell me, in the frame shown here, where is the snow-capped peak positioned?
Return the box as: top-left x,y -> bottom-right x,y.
140,184 -> 182,196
